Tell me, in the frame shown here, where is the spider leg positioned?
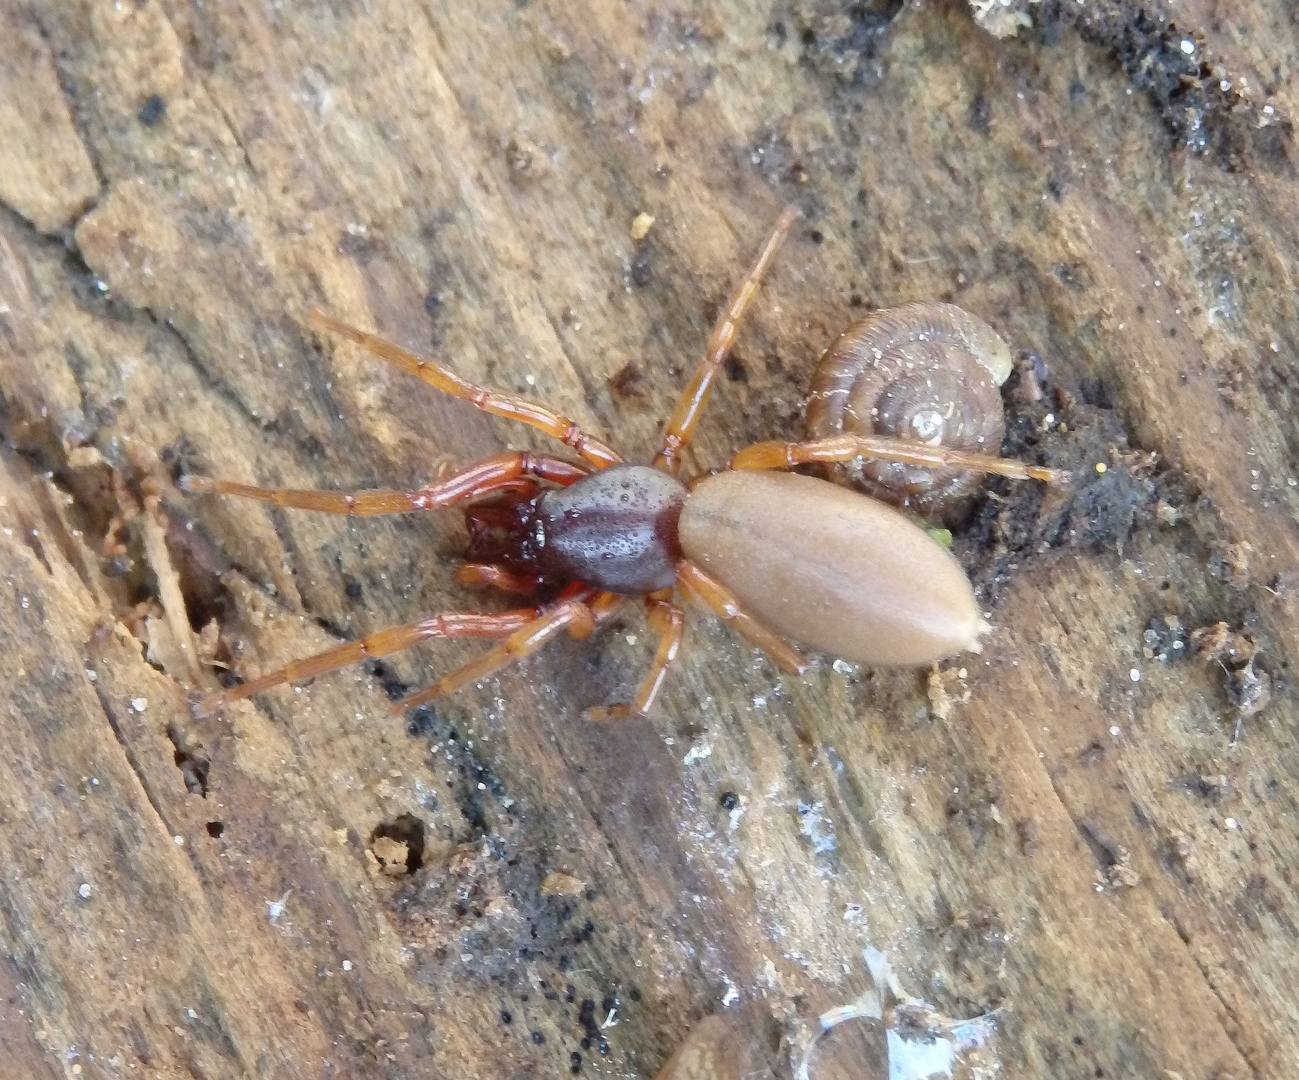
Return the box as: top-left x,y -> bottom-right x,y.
393,586 -> 599,713
587,590 -> 628,626
310,310 -> 623,469
676,560 -> 806,674
194,607 -> 546,715
729,434 -> 1070,484
180,451 -> 592,516
653,205 -> 798,475
586,591 -> 685,719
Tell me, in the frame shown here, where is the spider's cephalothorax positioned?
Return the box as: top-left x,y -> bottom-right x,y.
531,465 -> 688,593
182,207 -> 1065,719
463,464 -> 688,595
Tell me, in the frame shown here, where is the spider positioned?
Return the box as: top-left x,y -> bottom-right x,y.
183,207 -> 1061,719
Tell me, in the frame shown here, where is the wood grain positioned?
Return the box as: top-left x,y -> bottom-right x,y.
1,1 -> 1296,1077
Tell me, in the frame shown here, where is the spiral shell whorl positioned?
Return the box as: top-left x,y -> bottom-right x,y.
806,301 -> 1011,521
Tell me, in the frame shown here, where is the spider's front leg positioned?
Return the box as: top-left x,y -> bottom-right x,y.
309,311 -> 623,470
195,607 -> 544,716
181,451 -> 591,516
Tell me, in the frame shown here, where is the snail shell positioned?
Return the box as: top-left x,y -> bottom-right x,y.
806,301 -> 1012,522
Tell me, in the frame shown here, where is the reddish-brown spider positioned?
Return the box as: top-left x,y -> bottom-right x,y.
182,208 -> 1062,718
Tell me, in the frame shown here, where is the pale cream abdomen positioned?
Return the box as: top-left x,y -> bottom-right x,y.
678,470 -> 983,666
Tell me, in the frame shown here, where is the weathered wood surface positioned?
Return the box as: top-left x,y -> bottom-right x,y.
1,1 -> 1297,1078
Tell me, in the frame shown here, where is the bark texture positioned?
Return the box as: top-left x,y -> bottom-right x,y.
1,1 -> 1297,1077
